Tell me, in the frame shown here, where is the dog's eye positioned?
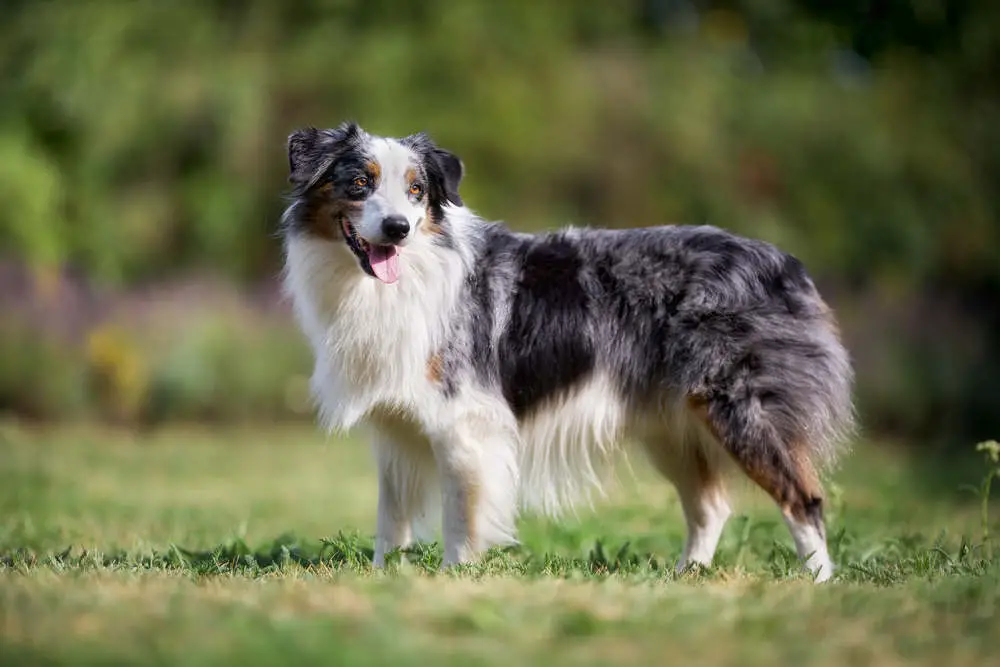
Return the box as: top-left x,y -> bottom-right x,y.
353,176 -> 368,188
409,183 -> 423,197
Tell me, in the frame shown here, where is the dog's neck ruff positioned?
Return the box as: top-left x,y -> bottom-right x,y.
283,206 -> 477,430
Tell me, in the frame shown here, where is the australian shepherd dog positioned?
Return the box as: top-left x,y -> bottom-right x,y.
280,122 -> 855,582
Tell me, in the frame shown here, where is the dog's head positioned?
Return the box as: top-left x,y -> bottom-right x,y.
283,122 -> 464,284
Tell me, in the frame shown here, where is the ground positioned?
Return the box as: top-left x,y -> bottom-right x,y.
1,422 -> 997,666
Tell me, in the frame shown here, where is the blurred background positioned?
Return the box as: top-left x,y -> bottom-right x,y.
1,0 -> 997,452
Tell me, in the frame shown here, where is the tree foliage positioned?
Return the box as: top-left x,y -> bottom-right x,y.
1,0 -> 998,440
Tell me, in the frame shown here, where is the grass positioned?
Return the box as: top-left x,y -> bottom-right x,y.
1,421 -> 998,666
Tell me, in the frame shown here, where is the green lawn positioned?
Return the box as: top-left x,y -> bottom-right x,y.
1,422 -> 997,666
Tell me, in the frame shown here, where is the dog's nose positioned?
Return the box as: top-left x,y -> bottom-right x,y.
380,215 -> 410,243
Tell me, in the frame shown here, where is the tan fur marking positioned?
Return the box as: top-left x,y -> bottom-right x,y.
685,395 -> 734,498
366,160 -> 381,185
686,394 -> 823,523
693,448 -> 715,488
301,194 -> 362,241
421,205 -> 444,235
686,395 -> 722,442
786,444 -> 823,514
426,353 -> 444,384
404,167 -> 417,185
463,473 -> 480,552
752,450 -> 824,524
302,201 -> 342,241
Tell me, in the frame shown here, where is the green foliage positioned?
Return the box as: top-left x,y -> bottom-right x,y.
1,1 -> 999,439
2,1 -> 996,283
0,321 -> 87,419
975,440 -> 1000,557
142,315 -> 314,424
0,288 -> 314,424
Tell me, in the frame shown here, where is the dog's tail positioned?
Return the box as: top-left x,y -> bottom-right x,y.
683,297 -> 856,511
769,305 -> 856,471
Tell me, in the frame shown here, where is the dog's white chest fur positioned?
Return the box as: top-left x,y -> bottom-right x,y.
283,235 -> 464,431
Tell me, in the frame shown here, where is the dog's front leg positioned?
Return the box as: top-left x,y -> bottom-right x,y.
373,476 -> 412,568
433,439 -> 481,566
433,415 -> 519,568
371,431 -> 435,568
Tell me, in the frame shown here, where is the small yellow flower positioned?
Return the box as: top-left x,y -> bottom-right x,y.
84,324 -> 149,420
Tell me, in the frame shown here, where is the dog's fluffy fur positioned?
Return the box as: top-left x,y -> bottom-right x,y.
280,122 -> 855,582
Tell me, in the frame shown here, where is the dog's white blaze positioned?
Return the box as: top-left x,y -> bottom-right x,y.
357,139 -> 426,244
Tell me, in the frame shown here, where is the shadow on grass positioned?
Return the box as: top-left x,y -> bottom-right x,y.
2,528 -> 998,586
0,532 -> 707,583
0,532 -> 375,574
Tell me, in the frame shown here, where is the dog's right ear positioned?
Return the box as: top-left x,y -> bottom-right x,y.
287,122 -> 362,189
287,127 -> 321,184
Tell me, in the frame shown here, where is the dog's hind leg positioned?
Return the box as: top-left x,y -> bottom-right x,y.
687,395 -> 834,582
432,412 -> 519,567
371,430 -> 437,568
644,434 -> 732,573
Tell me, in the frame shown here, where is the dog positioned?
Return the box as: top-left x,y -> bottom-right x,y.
280,122 -> 855,582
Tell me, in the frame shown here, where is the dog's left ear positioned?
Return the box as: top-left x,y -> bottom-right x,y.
430,148 -> 464,206
403,132 -> 465,207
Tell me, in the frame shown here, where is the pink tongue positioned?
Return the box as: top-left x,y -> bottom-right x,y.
367,245 -> 400,284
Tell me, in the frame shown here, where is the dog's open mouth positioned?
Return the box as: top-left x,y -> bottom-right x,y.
340,218 -> 400,284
